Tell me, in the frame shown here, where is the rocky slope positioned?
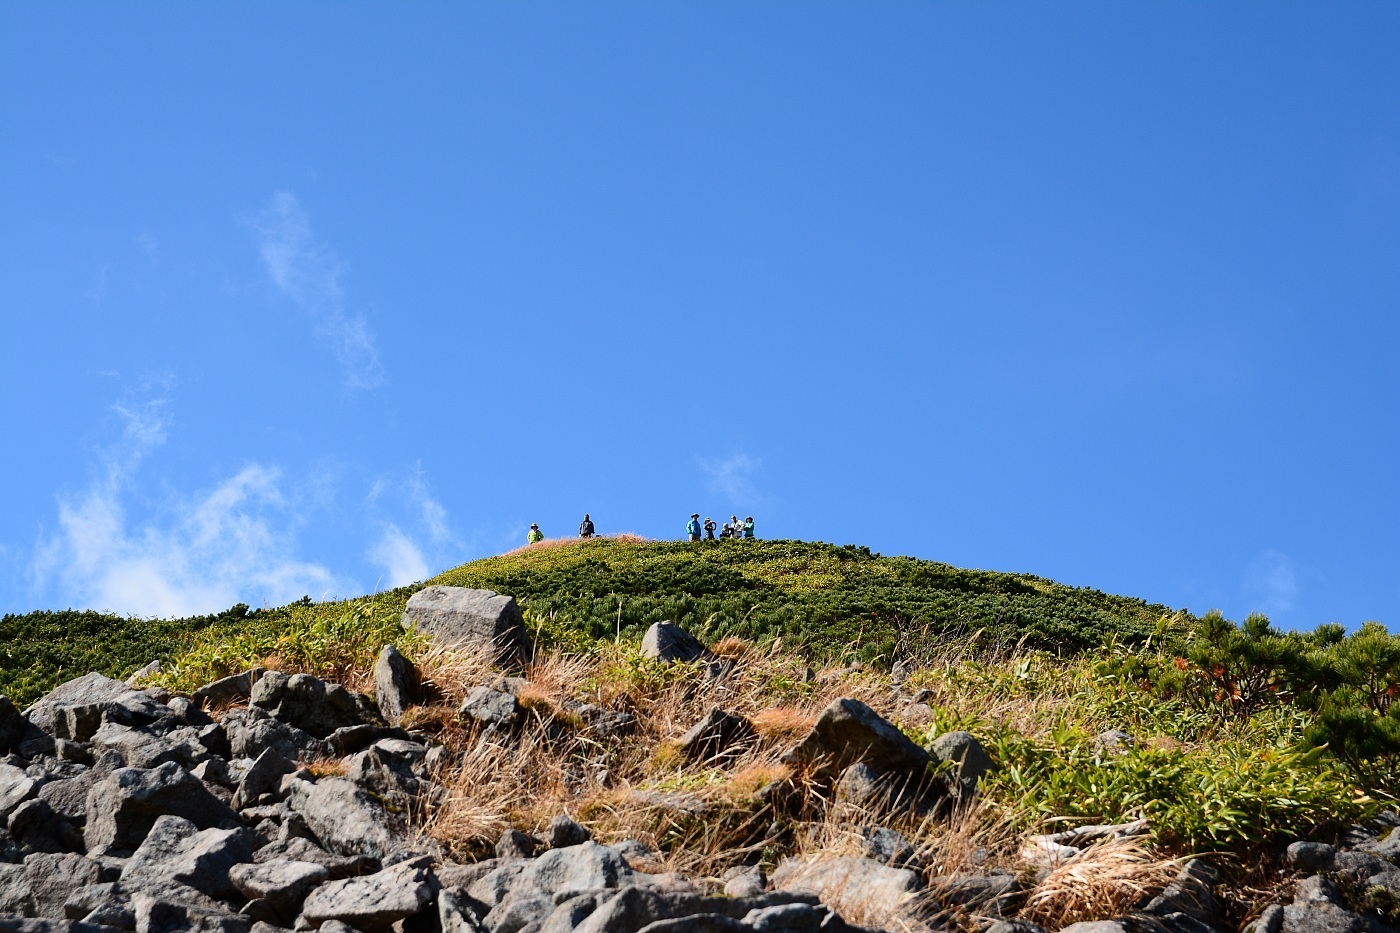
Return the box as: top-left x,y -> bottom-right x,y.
0,583 -> 1396,933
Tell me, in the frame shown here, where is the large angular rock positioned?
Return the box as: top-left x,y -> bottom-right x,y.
525,840 -> 634,896
401,586 -> 532,668
84,762 -> 239,853
781,698 -> 932,778
0,862 -> 35,916
190,668 -> 266,712
928,731 -> 993,798
346,740 -> 428,800
224,709 -> 324,762
249,672 -> 379,740
130,890 -> 251,933
229,859 -> 328,916
284,778 -> 398,861
373,646 -> 417,726
640,624 -> 711,664
1281,876 -> 1370,933
121,815 -> 254,900
22,673 -> 133,736
88,722 -> 207,770
24,852 -> 103,919
678,709 -> 756,764
232,749 -> 297,811
459,687 -> 522,730
0,764 -> 37,820
772,856 -> 920,923
299,856 -> 434,932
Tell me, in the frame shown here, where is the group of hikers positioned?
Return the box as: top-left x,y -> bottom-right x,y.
524,512 -> 756,544
687,513 -> 754,541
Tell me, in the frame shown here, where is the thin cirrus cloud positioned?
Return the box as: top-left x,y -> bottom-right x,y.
702,453 -> 767,509
1243,549 -> 1302,619
251,191 -> 384,389
365,469 -> 459,589
31,391 -> 349,617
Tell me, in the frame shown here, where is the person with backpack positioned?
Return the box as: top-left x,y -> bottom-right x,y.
578,514 -> 595,538
726,515 -> 741,539
743,516 -> 755,539
703,517 -> 717,540
527,523 -> 544,544
687,513 -> 702,541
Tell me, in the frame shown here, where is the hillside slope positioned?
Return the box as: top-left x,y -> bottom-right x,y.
432,538 -> 1175,660
0,538 -> 1176,706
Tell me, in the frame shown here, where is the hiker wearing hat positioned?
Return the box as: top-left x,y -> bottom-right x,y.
686,513 -> 702,542
527,523 -> 544,544
743,516 -> 755,539
726,515 -> 742,539
703,517 -> 717,540
578,514 -> 595,539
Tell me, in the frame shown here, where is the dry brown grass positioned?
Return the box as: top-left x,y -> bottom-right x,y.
1021,837 -> 1181,929
500,533 -> 651,558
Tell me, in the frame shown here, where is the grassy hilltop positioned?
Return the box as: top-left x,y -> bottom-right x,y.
3,535 -> 1400,923
0,537 -> 1175,707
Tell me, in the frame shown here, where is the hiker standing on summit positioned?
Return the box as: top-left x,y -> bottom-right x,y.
527,523 -> 544,544
687,513 -> 702,541
578,514 -> 595,539
703,517 -> 717,540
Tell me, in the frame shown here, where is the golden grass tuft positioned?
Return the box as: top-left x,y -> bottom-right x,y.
1021,837 -> 1182,929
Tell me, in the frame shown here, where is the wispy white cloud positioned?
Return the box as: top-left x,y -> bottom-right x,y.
135,232 -> 159,262
368,525 -> 430,590
32,390 -> 348,616
1243,549 -> 1300,618
251,191 -> 383,389
364,466 -> 457,588
702,453 -> 766,508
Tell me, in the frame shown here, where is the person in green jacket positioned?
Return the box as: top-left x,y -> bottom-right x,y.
527,523 -> 544,544
743,516 -> 755,539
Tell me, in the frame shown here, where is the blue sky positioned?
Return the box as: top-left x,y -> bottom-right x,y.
2,4 -> 1397,630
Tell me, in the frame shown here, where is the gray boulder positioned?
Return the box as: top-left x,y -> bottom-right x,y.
249,672 -> 378,740
0,765 -> 38,820
190,668 -> 266,712
928,731 -> 993,798
780,699 -> 932,779
439,889 -> 486,933
640,624 -> 710,664
120,815 -> 254,900
460,688 -> 522,730
0,862 -> 35,916
526,841 -> 633,897
37,776 -> 93,825
8,798 -> 84,853
130,890 -> 250,933
24,852 -> 103,919
229,859 -> 328,917
346,740 -> 429,800
677,709 -> 756,764
495,829 -> 538,860
1145,859 -> 1217,923
84,762 -> 239,854
859,826 -> 919,870
299,856 -> 434,932
223,709 -> 324,762
547,815 -> 591,850
401,586 -> 532,669
721,866 -> 766,898
1282,840 -> 1338,874
285,777 -> 398,861
373,647 -> 416,726
933,872 -> 1019,915
1281,876 -> 1371,933
771,856 -> 920,922
231,749 -> 297,811
252,837 -> 371,878
23,673 -> 133,736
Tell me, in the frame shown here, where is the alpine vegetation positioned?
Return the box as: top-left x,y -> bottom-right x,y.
0,537 -> 1396,933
